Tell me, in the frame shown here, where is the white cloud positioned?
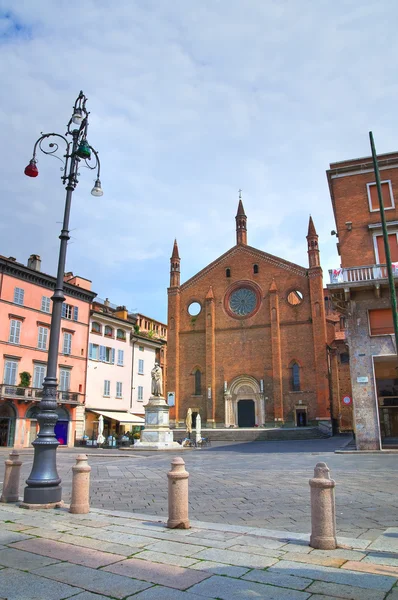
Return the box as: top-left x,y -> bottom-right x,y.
1,1 -> 398,320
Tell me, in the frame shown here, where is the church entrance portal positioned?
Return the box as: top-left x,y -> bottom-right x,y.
238,399 -> 255,427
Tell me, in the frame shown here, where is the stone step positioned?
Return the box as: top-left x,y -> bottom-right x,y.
172,426 -> 330,442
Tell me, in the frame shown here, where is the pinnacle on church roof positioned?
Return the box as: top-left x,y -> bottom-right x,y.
171,239 -> 180,259
307,215 -> 317,237
269,278 -> 278,292
206,285 -> 214,300
236,190 -> 246,217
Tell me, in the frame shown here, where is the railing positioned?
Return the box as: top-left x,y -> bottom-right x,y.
329,264 -> 398,284
0,384 -> 84,404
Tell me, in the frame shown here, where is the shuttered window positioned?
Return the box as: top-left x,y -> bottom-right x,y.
59,369 -> 71,391
37,326 -> 49,350
368,181 -> 394,211
63,332 -> 72,355
375,234 -> 398,264
33,365 -> 46,388
4,360 -> 18,385
9,320 -> 21,344
369,308 -> 394,335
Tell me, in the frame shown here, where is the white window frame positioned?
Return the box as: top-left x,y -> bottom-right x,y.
41,296 -> 51,313
372,230 -> 398,264
33,364 -> 46,389
9,319 -> 21,344
14,287 -> 24,305
63,332 -> 72,355
116,381 -> 123,398
37,326 -> 49,350
138,359 -> 144,374
103,380 -> 110,397
138,385 -> 144,401
367,180 -> 395,212
4,360 -> 18,385
63,303 -> 73,319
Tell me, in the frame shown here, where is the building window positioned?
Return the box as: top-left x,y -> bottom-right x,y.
41,296 -> 51,313
369,308 -> 394,335
4,360 -> 18,385
91,321 -> 102,334
33,364 -> 46,389
37,326 -> 49,350
374,233 -> 398,264
340,353 -> 350,364
59,369 -> 71,392
14,287 -> 24,306
117,349 -> 124,366
290,362 -> 300,392
116,328 -> 126,341
103,380 -> 110,397
116,382 -> 123,398
101,346 -> 115,363
63,332 -> 72,355
138,359 -> 144,374
367,180 -> 394,212
226,268 -> 231,278
89,343 -> 99,360
253,264 -> 259,274
138,386 -> 144,401
194,369 -> 201,395
62,303 -> 78,321
104,325 -> 114,338
9,319 -> 21,344
139,346 -> 144,352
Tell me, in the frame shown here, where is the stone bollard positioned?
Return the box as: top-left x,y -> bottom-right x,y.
309,462 -> 337,550
69,454 -> 91,514
167,457 -> 190,529
1,450 -> 22,503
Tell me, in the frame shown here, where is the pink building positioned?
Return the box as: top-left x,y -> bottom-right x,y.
0,254 -> 96,448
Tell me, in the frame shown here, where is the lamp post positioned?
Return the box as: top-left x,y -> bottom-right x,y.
369,132 -> 398,355
22,91 -> 103,506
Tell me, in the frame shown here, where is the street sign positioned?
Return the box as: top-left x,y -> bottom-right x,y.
343,396 -> 352,405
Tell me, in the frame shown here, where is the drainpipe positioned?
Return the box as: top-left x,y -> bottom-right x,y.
130,337 -> 136,411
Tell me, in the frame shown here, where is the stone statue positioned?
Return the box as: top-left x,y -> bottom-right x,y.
151,362 -> 163,396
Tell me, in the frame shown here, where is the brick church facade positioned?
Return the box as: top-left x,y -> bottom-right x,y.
167,198 -> 342,431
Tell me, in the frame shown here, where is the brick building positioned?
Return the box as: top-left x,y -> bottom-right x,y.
327,151 -> 398,449
167,198 -> 339,431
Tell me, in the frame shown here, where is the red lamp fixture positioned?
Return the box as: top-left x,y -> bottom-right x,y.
24,159 -> 39,178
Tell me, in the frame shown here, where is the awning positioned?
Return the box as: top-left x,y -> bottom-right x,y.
89,410 -> 145,424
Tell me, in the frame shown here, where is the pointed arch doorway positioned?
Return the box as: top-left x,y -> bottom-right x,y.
224,375 -> 265,427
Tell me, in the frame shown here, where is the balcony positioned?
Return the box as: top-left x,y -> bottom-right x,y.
0,384 -> 84,405
328,264 -> 398,284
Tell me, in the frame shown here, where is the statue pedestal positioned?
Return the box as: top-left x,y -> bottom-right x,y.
133,395 -> 181,451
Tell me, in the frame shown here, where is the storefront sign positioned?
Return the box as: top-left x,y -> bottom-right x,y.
357,376 -> 369,383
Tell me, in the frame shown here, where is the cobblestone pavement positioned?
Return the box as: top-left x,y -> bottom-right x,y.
1,502 -> 398,599
2,436 -> 398,540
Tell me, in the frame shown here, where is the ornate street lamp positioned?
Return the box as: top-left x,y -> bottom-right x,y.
23,91 -> 102,506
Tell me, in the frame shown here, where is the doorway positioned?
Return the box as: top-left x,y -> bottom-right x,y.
0,403 -> 16,446
296,409 -> 307,427
238,399 -> 255,427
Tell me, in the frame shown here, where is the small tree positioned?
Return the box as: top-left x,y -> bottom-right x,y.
20,371 -> 32,387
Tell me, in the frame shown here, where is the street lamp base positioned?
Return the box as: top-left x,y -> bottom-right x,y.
22,485 -> 63,506
20,500 -> 64,510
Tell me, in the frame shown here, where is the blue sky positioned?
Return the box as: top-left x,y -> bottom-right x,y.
1,0 -> 398,322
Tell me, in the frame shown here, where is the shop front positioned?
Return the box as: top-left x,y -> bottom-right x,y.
84,410 -> 145,446
374,355 -> 398,447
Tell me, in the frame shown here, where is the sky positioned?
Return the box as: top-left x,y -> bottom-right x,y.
1,0 -> 398,323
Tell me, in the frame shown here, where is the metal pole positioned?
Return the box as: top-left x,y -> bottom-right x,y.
369,131 -> 398,354
23,131 -> 79,505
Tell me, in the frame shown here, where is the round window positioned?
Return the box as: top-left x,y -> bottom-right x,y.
188,301 -> 201,316
287,290 -> 303,306
228,287 -> 258,317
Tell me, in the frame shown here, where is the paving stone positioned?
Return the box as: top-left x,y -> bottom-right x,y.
188,574 -> 311,599
282,552 -> 346,567
0,547 -> 61,570
310,549 -> 366,561
145,540 -> 207,556
386,589 -> 398,599
192,547 -> 278,568
104,558 -> 211,590
1,522 -> 31,532
129,586 -> 213,599
227,534 -> 286,549
242,569 -> 313,590
10,538 -> 125,568
342,560 -> 398,577
364,553 -> 398,567
0,567 -> 83,599
19,527 -> 64,540
48,533 -> 136,556
189,560 -> 249,577
306,580 -> 387,600
369,528 -> 398,553
33,562 -> 151,598
0,530 -> 33,545
226,543 -> 285,558
69,594 -> 117,600
133,550 -> 198,568
269,560 -> 396,591
280,543 -> 312,554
